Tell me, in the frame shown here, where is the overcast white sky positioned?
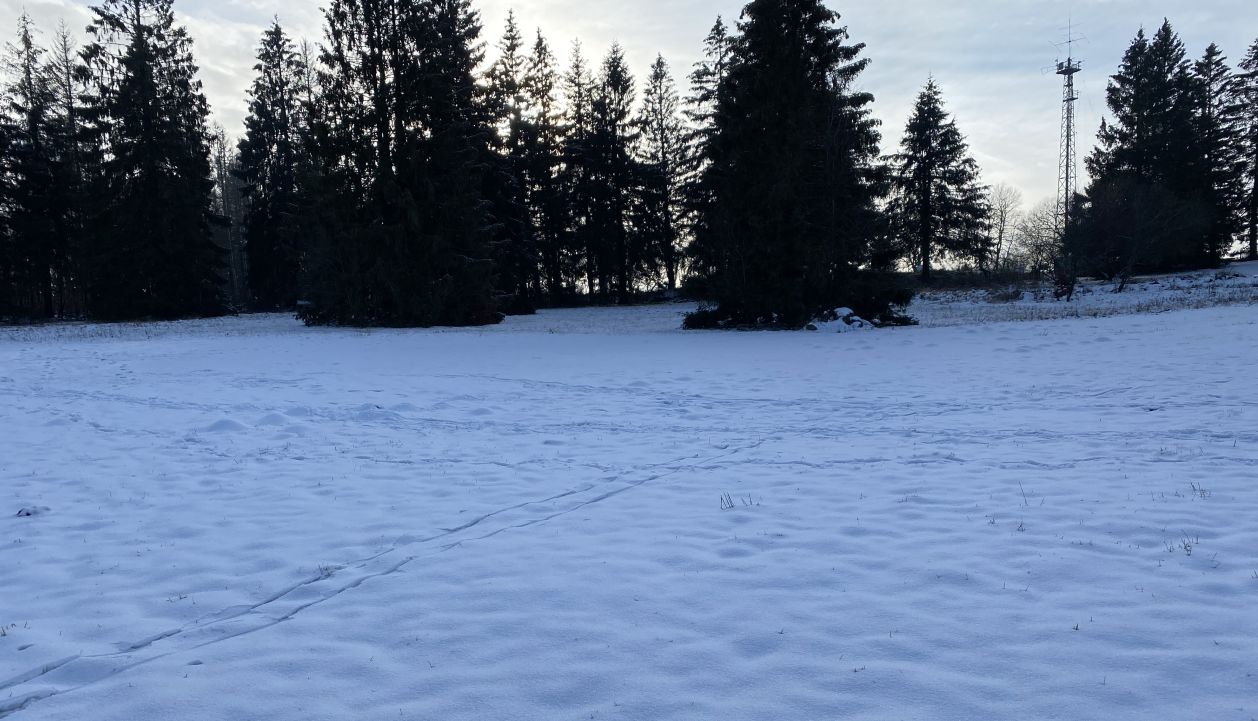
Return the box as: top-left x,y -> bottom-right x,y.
5,0 -> 1257,205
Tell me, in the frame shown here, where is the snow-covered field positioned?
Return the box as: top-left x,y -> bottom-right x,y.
2,267 -> 1257,720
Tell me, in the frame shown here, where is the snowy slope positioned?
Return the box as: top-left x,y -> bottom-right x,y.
910,260 -> 1258,327
2,297 -> 1257,720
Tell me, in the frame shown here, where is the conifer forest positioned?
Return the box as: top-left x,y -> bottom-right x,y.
1,0 -> 1254,328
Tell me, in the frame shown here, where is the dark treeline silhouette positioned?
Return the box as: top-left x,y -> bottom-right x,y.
1067,21 -> 1258,286
685,0 -> 910,328
1,0 -> 221,322
2,3 -> 1256,327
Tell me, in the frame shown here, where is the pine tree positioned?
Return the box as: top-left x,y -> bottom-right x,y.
79,0 -> 222,320
0,68 -> 11,319
302,0 -> 498,327
2,13 -> 57,317
684,17 -> 732,158
484,10 -> 537,312
237,19 -> 310,311
486,11 -> 526,133
682,16 -> 732,245
689,0 -> 905,328
890,79 -> 991,282
636,54 -> 685,290
1234,38 -> 1258,260
559,41 -> 598,295
1083,20 -> 1216,274
1192,43 -> 1242,261
44,23 -> 88,315
521,31 -> 567,301
1,19 -> 89,318
588,43 -> 639,301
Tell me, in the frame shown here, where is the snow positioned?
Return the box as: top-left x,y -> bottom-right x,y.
910,260 -> 1258,328
2,274 -> 1257,720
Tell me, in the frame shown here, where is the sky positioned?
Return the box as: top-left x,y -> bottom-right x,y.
4,0 -> 1257,207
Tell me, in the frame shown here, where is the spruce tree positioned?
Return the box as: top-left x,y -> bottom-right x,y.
682,16 -> 732,254
1192,43 -> 1242,261
44,23 -> 88,315
684,17 -> 732,163
416,0 -> 498,323
890,79 -> 991,281
689,0 -> 904,328
1083,21 -> 1216,274
521,31 -> 567,301
559,41 -> 598,295
484,11 -> 537,312
1235,38 -> 1258,260
636,54 -> 685,290
237,19 -> 309,311
302,0 -> 498,327
1,19 -> 89,318
2,13 -> 56,317
0,71 -> 11,319
79,0 -> 222,320
588,44 -> 639,301
486,11 -> 527,128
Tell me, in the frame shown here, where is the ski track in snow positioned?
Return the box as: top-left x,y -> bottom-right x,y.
1,274 -> 1257,720
0,440 -> 756,717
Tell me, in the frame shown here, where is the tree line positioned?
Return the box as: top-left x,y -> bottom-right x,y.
2,1 -> 1256,328
1063,21 -> 1258,293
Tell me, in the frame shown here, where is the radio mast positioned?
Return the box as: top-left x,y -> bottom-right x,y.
1055,23 -> 1083,238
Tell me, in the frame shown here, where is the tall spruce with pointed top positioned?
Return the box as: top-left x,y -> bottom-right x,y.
890,79 -> 991,281
522,31 -> 567,301
237,20 -> 310,311
637,54 -> 685,290
1082,20 -> 1217,276
78,0 -> 222,320
1192,43 -> 1242,260
2,13 -> 57,318
688,0 -> 903,328
588,44 -> 640,301
302,0 -> 498,327
1235,37 -> 1258,260
484,11 -> 537,312
685,17 -> 732,164
44,23 -> 89,316
559,42 -> 598,294
682,16 -> 732,258
2,17 -> 91,319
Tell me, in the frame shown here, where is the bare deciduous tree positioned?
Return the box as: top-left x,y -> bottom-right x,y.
989,183 -> 1022,270
1009,199 -> 1059,279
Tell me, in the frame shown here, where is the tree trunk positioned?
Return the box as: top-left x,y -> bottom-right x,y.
919,185 -> 933,283
920,230 -> 932,283
1249,165 -> 1257,261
